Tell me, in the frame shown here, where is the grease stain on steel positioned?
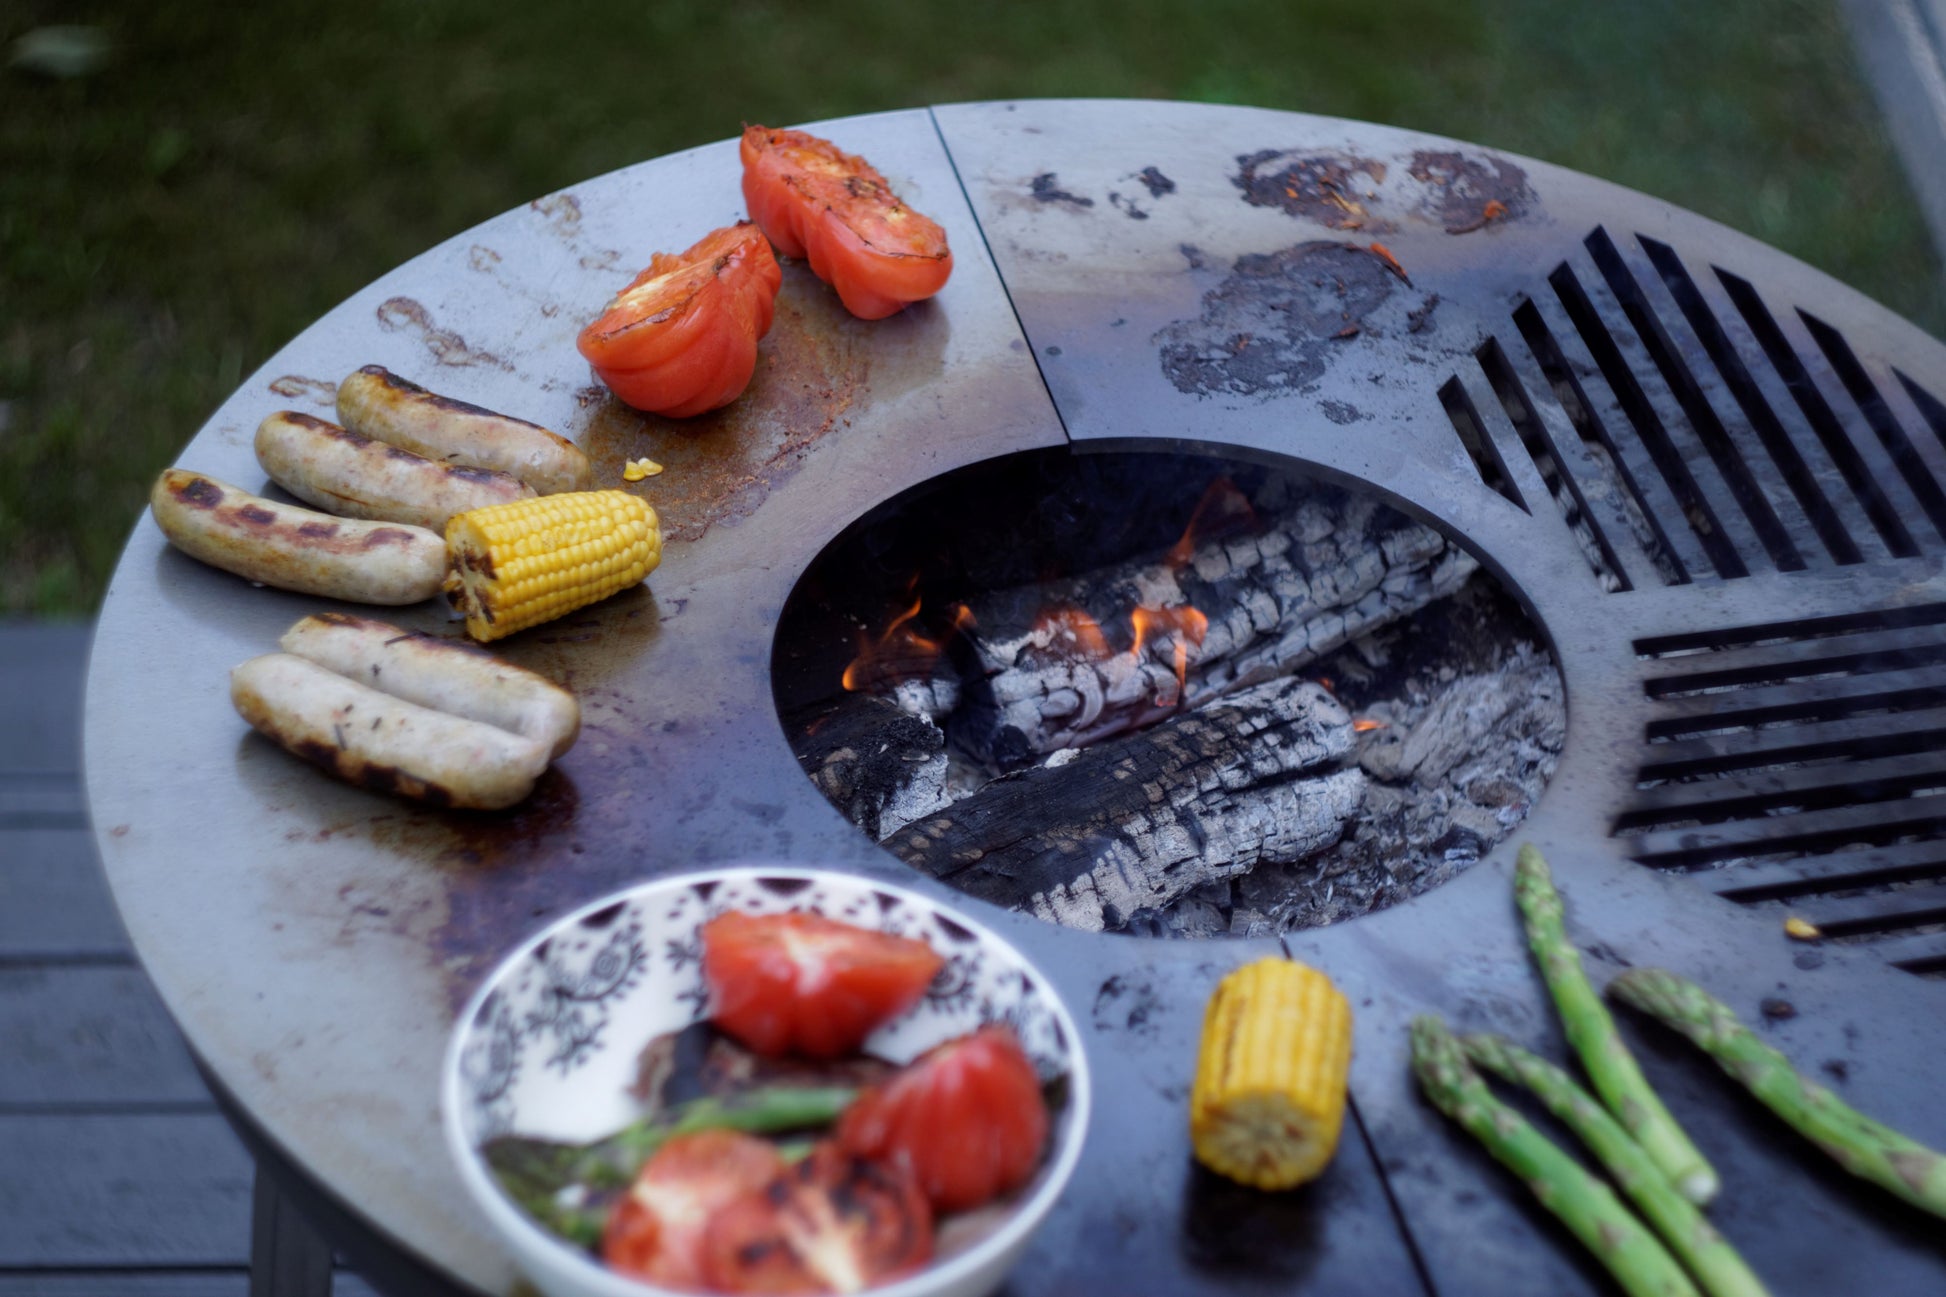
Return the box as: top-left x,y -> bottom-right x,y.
1406,149 -> 1536,231
574,265 -> 875,543
1320,399 -> 1363,425
374,297 -> 511,370
1156,241 -> 1398,399
529,192 -> 583,235
1136,167 -> 1177,198
1234,150 -> 1390,232
468,245 -> 503,273
268,375 -> 340,406
1030,173 -> 1095,208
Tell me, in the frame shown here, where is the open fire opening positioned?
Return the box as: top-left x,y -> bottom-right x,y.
772,448 -> 1565,937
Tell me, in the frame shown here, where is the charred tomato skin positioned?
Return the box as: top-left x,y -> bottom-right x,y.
600,1129 -> 786,1289
701,1141 -> 933,1294
739,126 -> 953,320
700,911 -> 945,1059
576,221 -> 781,418
838,1024 -> 1050,1214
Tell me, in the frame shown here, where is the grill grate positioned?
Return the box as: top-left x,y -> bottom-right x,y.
1443,226 -> 1946,591
1620,605 -> 1946,975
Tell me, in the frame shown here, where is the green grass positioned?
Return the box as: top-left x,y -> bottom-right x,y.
3,0 -> 1940,615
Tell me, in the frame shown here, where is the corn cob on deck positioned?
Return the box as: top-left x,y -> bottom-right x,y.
1190,957 -> 1353,1190
444,491 -> 660,642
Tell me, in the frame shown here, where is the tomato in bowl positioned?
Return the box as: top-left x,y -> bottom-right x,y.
442,866 -> 1091,1297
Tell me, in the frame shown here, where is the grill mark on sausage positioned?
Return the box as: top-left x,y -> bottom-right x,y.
354,364 -> 552,432
296,521 -> 340,539
238,505 -> 279,527
172,476 -> 224,509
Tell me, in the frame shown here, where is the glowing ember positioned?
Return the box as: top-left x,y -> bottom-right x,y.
1165,477 -> 1258,568
1352,718 -> 1387,733
1032,606 -> 1113,660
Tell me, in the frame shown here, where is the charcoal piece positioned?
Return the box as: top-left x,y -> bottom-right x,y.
888,677 -> 1365,932
790,692 -> 951,838
951,484 -> 1476,763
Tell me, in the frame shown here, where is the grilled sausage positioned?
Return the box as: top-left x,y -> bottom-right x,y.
335,366 -> 592,495
278,612 -> 580,759
150,468 -> 446,605
254,411 -> 534,531
231,653 -> 551,809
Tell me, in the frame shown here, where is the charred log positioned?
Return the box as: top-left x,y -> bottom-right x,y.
790,692 -> 951,839
951,486 -> 1476,766
887,677 -> 1365,933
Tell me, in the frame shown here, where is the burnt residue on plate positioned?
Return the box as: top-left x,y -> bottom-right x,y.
1233,151 -> 1390,232
1157,242 -> 1398,399
1136,167 -> 1177,199
267,375 -> 340,406
1407,149 -> 1536,233
374,297 -> 510,370
1030,173 -> 1095,208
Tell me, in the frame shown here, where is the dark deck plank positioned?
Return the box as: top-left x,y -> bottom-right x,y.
0,624 -> 90,776
0,1272 -> 380,1297
0,966 -> 209,1107
0,830 -> 129,961
0,1113 -> 254,1267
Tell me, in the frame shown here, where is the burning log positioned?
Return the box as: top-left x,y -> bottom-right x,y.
792,692 -> 952,840
886,676 -> 1366,933
948,484 -> 1477,767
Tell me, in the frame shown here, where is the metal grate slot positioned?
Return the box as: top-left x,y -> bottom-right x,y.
1714,270 -> 1920,558
1635,237 -> 1863,566
1851,930 -> 1946,974
1899,369 -> 1946,453
1624,605 -> 1946,972
1585,229 -> 1806,572
1550,260 -> 1751,577
1512,300 -> 1690,585
1437,376 -> 1527,511
1467,338 -> 1628,587
1798,310 -> 1946,546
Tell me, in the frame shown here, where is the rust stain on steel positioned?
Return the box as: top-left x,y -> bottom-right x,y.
1406,149 -> 1536,232
468,245 -> 503,273
268,375 -> 340,406
574,268 -> 872,543
1233,151 -> 1391,232
1156,241 -> 1397,399
374,297 -> 511,370
529,193 -> 583,236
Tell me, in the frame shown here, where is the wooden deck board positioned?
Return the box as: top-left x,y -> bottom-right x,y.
0,830 -> 128,960
0,966 -> 209,1107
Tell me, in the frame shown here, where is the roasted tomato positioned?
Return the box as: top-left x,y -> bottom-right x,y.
700,911 -> 944,1059
600,1129 -> 786,1290
739,126 -> 953,320
576,220 -> 781,418
838,1025 -> 1049,1214
701,1141 -> 932,1294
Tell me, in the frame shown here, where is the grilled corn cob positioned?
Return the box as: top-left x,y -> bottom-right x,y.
1189,957 -> 1352,1189
444,491 -> 660,642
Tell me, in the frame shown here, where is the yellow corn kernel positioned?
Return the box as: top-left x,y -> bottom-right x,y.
1190,957 -> 1353,1190
1784,915 -> 1822,941
622,457 -> 662,482
443,491 -> 660,642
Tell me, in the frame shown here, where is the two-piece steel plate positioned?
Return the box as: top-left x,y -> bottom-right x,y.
86,102 -> 1946,1295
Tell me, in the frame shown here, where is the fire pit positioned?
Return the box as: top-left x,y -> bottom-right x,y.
81,101 -> 1946,1297
774,448 -> 1564,936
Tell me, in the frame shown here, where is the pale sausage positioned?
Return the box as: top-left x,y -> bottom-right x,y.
278,611 -> 580,759
254,411 -> 533,532
335,366 -> 592,495
231,653 -> 551,810
150,469 -> 446,605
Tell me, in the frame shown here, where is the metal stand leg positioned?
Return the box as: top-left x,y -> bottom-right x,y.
251,1163 -> 335,1297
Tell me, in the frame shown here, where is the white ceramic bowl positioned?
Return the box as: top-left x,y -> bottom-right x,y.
442,865 -> 1091,1297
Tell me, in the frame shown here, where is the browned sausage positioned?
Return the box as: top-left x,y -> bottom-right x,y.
278,612 -> 580,759
335,366 -> 592,495
254,411 -> 534,531
231,653 -> 551,809
149,468 -> 446,605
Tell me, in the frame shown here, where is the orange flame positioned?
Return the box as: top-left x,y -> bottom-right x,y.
1352,718 -> 1387,733
841,597 -> 969,692
1130,604 -> 1210,703
1165,478 -> 1258,569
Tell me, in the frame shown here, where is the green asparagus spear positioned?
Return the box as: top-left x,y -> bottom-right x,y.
1411,1016 -> 1702,1297
1515,844 -> 1720,1205
482,1085 -> 857,1245
1462,1033 -> 1770,1297
1609,968 -> 1946,1220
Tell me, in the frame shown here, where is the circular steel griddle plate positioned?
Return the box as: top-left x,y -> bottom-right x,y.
85,102 -> 1946,1296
